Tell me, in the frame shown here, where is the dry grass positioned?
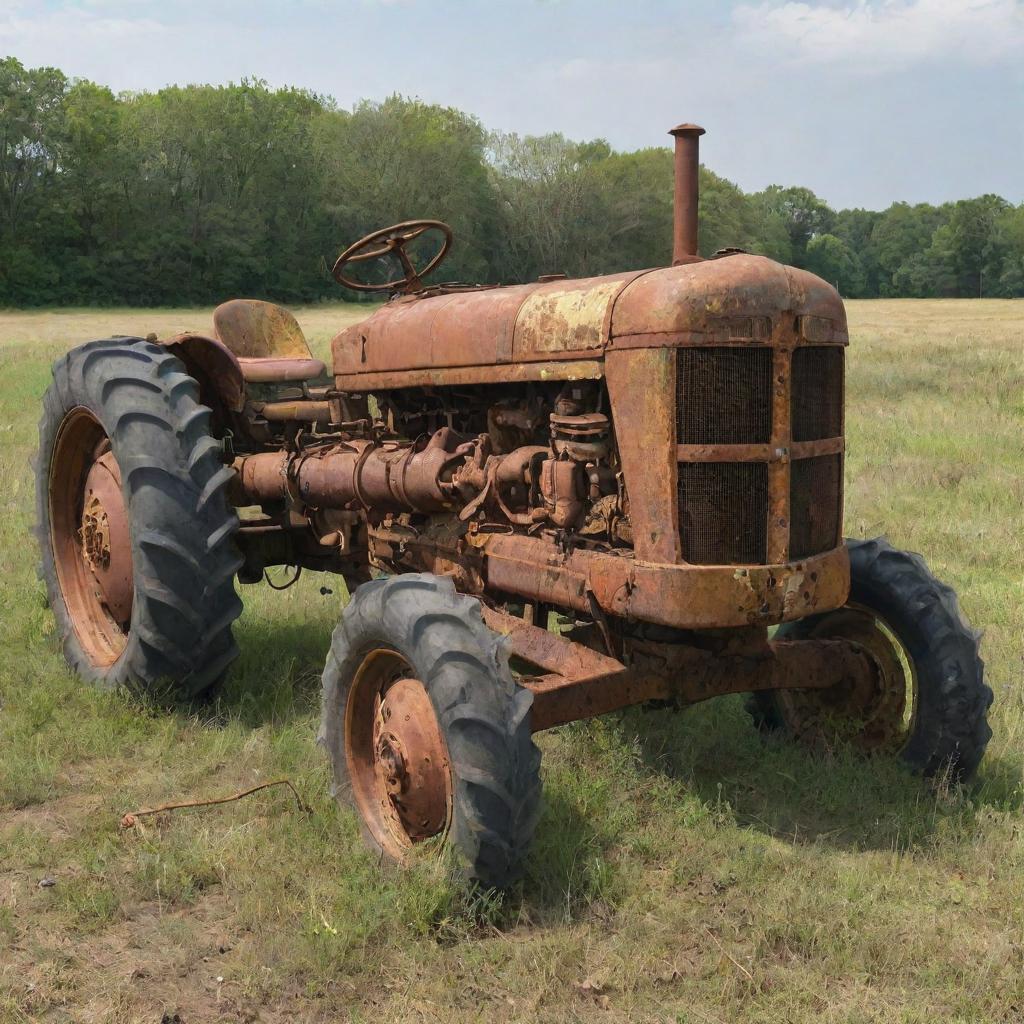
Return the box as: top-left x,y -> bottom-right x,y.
1,299 -> 1022,1023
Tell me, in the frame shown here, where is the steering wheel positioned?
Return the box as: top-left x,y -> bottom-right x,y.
332,220 -> 453,293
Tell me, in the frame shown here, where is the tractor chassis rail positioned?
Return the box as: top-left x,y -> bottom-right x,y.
480,605 -> 880,733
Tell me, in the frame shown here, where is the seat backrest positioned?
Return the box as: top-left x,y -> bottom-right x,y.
213,299 -> 313,360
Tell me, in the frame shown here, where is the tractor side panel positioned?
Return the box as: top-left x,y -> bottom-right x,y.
333,285 -> 537,376
510,271 -> 647,362
605,347 -> 679,564
331,270 -> 650,384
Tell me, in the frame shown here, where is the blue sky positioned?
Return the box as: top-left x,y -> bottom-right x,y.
2,0 -> 1021,209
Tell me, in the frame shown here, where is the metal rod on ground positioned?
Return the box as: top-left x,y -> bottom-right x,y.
120,778 -> 311,829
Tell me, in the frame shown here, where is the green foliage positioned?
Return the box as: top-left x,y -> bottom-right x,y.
755,185 -> 835,266
320,95 -> 496,287
1,56 -> 1022,304
805,233 -> 865,296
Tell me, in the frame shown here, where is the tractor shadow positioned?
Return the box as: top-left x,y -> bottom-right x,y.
519,785 -> 619,919
205,616 -> 334,728
604,697 -> 1023,855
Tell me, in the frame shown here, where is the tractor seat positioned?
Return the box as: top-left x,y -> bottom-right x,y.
213,299 -> 325,384
234,356 -> 326,383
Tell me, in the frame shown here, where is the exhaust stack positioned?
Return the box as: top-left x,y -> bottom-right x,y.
668,122 -> 705,263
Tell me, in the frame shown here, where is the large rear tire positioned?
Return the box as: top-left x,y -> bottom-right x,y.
35,337 -> 243,701
319,573 -> 542,889
748,537 -> 992,779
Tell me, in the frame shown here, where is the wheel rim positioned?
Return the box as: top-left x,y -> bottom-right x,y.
49,407 -> 133,666
345,649 -> 453,861
777,604 -> 918,753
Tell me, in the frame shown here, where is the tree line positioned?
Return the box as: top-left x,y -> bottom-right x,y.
2,56 -> 1022,307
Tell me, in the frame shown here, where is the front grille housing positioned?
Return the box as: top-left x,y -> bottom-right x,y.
675,338 -> 844,566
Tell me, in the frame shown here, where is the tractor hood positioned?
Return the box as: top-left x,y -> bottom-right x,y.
331,254 -> 847,389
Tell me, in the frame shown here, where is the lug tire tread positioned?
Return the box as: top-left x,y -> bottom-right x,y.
319,573 -> 542,888
746,536 -> 992,778
35,337 -> 242,701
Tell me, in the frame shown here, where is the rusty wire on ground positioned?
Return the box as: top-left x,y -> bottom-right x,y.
120,779 -> 311,830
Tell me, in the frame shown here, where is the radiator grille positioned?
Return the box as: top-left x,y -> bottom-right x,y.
678,462 -> 768,564
677,347 -> 772,445
789,454 -> 842,559
791,346 -> 844,441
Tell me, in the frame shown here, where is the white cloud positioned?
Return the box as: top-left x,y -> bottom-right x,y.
1,2 -> 166,48
734,0 -> 1024,69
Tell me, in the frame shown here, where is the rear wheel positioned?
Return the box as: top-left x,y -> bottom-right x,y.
748,537 -> 992,779
36,338 -> 243,701
319,573 -> 542,888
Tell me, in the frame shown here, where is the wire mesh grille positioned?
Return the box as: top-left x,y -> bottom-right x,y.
678,461 -> 768,564
791,346 -> 844,442
677,347 -> 773,445
789,454 -> 842,559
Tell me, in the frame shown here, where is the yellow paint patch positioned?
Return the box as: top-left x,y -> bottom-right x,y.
513,279 -> 622,355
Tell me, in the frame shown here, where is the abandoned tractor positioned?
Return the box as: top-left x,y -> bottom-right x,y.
36,123 -> 992,888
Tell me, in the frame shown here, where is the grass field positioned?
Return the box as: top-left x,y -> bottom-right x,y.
1,299 -> 1022,1023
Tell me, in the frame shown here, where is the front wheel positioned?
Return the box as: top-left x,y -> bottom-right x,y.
319,573 -> 542,889
748,537 -> 992,779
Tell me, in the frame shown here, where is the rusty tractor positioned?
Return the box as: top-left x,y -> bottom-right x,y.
36,122 -> 992,887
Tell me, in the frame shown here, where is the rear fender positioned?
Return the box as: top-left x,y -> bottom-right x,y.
157,333 -> 246,415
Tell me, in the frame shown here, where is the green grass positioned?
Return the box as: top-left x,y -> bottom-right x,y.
1,299 -> 1023,1022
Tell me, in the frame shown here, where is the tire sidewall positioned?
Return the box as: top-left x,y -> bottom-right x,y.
775,538 -> 990,777
320,580 -> 472,865
36,338 -> 242,699
37,343 -> 147,688
323,629 -> 446,866
319,574 -> 542,887
845,541 -> 985,776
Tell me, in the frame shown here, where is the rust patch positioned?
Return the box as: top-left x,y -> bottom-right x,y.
213,299 -> 313,360
512,277 -> 624,356
482,604 -> 878,732
605,347 -> 679,563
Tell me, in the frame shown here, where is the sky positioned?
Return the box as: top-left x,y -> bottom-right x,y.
1,0 -> 1021,210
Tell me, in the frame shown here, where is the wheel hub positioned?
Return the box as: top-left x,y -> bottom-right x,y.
373,676 -> 450,842
81,495 -> 110,571
79,450 -> 133,626
778,606 -> 910,751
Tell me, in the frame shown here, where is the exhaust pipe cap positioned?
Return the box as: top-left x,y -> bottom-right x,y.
668,123 -> 705,138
